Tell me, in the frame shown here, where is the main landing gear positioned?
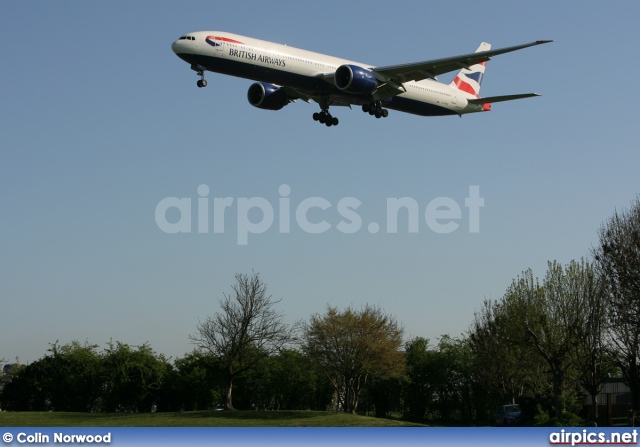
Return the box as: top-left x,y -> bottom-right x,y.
362,102 -> 389,119
312,108 -> 339,127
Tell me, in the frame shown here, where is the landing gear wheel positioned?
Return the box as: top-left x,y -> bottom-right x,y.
313,101 -> 338,127
363,101 -> 390,119
194,67 -> 207,88
323,115 -> 339,127
314,111 -> 336,126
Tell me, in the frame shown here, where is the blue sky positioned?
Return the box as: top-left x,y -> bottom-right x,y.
2,1 -> 639,364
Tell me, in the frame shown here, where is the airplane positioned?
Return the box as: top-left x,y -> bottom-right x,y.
171,31 -> 552,127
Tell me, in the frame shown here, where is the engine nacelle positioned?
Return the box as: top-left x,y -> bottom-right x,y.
247,82 -> 289,110
335,64 -> 378,94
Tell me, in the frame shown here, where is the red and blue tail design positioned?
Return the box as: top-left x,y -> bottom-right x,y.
450,42 -> 491,97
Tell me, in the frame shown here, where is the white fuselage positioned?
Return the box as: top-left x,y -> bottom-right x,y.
172,31 -> 485,117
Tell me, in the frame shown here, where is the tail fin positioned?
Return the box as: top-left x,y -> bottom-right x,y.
449,42 -> 491,97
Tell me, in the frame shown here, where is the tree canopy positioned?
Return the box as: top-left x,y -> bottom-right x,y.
189,272 -> 298,410
303,305 -> 405,414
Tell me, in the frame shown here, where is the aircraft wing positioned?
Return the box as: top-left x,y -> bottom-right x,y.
282,86 -> 312,103
282,86 -> 352,108
467,93 -> 541,104
372,40 -> 553,84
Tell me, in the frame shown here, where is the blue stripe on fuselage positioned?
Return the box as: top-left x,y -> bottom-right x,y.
176,52 -> 456,117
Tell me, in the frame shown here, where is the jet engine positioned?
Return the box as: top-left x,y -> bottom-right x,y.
247,82 -> 289,110
335,64 -> 378,94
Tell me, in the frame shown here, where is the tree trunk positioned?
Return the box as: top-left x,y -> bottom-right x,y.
552,371 -> 565,419
590,390 -> 598,424
630,359 -> 640,412
225,374 -> 234,410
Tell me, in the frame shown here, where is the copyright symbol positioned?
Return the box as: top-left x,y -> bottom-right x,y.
2,433 -> 12,443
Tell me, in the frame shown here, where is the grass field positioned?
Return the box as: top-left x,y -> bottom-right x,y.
0,410 -> 425,427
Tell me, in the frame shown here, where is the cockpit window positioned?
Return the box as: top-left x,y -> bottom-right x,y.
178,36 -> 196,41
179,36 -> 187,40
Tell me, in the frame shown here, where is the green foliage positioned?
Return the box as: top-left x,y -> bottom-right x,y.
173,350 -> 224,411
101,341 -> 172,412
594,196 -> 640,412
403,337 -> 432,421
0,341 -> 174,413
0,341 -> 330,415
48,341 -> 103,411
403,336 -> 479,425
1,362 -> 45,411
533,404 -> 585,427
231,349 -> 331,411
1,342 -> 103,412
304,305 -> 405,414
469,258 -> 621,425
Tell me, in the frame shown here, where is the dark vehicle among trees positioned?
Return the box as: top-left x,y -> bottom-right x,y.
494,404 -> 521,426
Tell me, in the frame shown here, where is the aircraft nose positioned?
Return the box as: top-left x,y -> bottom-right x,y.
171,40 -> 180,54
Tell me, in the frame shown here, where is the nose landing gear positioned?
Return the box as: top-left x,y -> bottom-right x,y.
196,70 -> 207,88
191,64 -> 207,88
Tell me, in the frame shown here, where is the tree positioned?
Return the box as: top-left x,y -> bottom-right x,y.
433,336 -> 477,424
0,343 -> 103,412
366,373 -> 405,418
470,262 -> 605,424
173,350 -> 224,411
303,305 -> 405,414
564,259 -> 612,423
101,341 -> 172,412
46,341 -> 103,411
470,296 -> 548,418
594,196 -> 640,412
1,341 -> 173,413
189,272 -> 298,410
404,336 -> 478,424
0,360 -> 43,411
507,265 -> 586,420
403,337 -> 433,421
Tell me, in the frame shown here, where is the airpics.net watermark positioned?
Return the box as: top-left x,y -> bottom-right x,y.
155,185 -> 485,245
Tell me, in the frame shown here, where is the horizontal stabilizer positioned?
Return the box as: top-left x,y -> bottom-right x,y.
467,93 -> 540,105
